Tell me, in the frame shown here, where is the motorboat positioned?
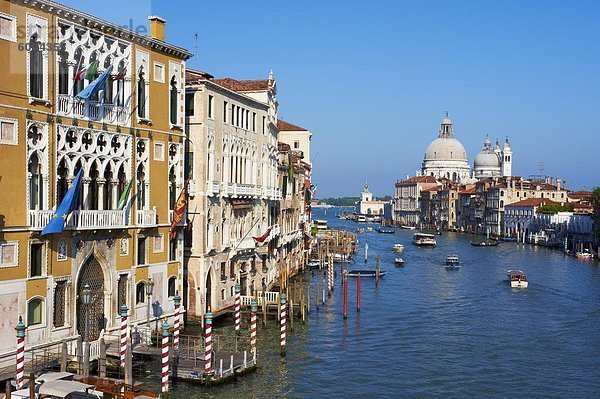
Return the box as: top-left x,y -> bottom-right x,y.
332,253 -> 353,263
501,236 -> 517,242
393,244 -> 405,253
401,225 -> 416,230
507,270 -> 528,288
356,227 -> 365,234
445,255 -> 460,270
347,269 -> 387,278
471,240 -> 500,247
412,233 -> 436,247
308,260 -> 321,269
576,250 -> 593,260
394,257 -> 405,266
375,227 -> 395,234
366,226 -> 373,232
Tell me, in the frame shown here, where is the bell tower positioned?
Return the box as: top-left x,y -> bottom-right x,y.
502,137 -> 512,177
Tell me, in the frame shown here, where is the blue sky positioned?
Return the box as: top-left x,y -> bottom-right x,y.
61,0 -> 600,197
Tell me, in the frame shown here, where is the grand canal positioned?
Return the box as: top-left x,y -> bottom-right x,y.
149,208 -> 600,398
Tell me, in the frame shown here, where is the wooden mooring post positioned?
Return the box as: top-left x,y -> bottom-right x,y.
375,256 -> 380,287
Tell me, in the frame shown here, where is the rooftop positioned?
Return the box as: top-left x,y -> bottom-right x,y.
505,198 -> 559,207
277,119 -> 308,131
212,78 -> 272,92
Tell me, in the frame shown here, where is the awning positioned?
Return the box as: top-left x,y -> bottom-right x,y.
39,380 -> 95,398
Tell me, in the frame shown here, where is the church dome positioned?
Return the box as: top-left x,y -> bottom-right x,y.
474,151 -> 501,168
424,137 -> 468,161
473,134 -> 502,178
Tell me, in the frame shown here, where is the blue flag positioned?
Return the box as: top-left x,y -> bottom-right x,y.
75,65 -> 113,100
41,170 -> 83,236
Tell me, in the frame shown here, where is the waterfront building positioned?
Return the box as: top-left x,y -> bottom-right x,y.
473,135 -> 513,179
185,70 -> 281,318
436,181 -> 460,229
356,183 -> 388,218
503,198 -> 557,240
527,211 -> 595,247
0,0 -> 192,357
456,185 -> 477,231
277,119 -> 312,166
393,175 -> 438,226
420,113 -> 471,182
418,185 -> 441,229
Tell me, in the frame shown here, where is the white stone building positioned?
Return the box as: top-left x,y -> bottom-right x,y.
356,183 -> 387,216
185,70 -> 281,318
473,135 -> 513,179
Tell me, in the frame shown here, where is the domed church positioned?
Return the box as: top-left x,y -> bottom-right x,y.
421,113 -> 471,182
473,135 -> 512,179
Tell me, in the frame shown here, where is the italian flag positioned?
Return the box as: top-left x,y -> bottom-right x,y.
73,60 -> 99,81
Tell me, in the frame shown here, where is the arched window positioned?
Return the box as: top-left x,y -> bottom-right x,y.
73,48 -> 85,95
169,166 -> 177,209
57,159 -> 68,204
89,162 -> 99,210
88,53 -> 99,102
58,43 -> 69,95
28,153 -> 43,210
168,276 -> 176,297
137,67 -> 146,118
104,165 -> 113,210
170,76 -> 178,125
27,298 -> 43,326
136,164 -> 146,210
29,34 -> 43,98
103,57 -> 113,104
136,282 -> 146,304
116,61 -> 126,107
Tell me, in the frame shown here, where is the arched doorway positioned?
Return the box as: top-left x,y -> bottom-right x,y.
205,272 -> 212,313
77,256 -> 105,341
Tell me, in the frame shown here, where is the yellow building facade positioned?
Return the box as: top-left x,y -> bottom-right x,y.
0,0 -> 191,359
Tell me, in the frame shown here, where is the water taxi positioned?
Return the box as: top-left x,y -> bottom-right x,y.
576,250 -> 593,260
445,255 -> 460,270
375,227 -> 395,234
507,270 -> 528,288
393,243 -> 405,253
471,240 -> 499,247
401,225 -> 416,230
413,233 -> 436,247
308,260 -> 321,269
394,257 -> 405,266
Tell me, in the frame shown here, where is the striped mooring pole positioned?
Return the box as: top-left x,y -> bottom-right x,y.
161,319 -> 170,395
15,316 -> 26,389
328,255 -> 334,293
234,283 -> 241,333
280,293 -> 287,357
173,292 -> 181,350
342,271 -> 348,319
204,311 -> 213,377
119,305 -> 128,367
250,299 -> 257,356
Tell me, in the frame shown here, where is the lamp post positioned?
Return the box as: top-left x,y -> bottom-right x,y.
81,283 -> 92,376
146,278 -> 154,346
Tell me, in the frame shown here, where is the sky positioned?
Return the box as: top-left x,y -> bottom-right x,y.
61,0 -> 600,198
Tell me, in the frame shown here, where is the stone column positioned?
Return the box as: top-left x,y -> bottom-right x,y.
82,177 -> 91,210
111,180 -> 119,210
97,178 -> 106,210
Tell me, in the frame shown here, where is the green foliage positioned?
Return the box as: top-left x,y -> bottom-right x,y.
536,203 -> 574,214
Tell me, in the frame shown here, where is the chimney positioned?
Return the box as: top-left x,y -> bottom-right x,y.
148,16 -> 166,41
556,178 -> 561,190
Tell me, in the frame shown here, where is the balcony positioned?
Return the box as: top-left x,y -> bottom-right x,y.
136,208 -> 157,227
29,209 -> 128,230
206,181 -> 220,196
57,94 -> 130,126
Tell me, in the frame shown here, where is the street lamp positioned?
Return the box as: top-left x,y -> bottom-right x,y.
146,278 -> 154,346
80,283 -> 92,377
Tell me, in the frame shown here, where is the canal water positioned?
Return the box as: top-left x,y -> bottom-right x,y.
146,207 -> 600,398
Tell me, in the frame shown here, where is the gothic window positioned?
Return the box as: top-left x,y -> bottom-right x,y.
104,165 -> 113,210
136,164 -> 147,210
170,76 -> 178,124
89,161 -> 99,210
137,67 -> 146,118
169,238 -> 178,261
88,53 -> 100,102
28,298 -> 43,326
29,34 -> 43,99
103,57 -> 113,104
28,153 -> 43,210
73,47 -> 85,95
53,281 -> 67,327
169,166 -> 177,209
58,43 -> 69,95
117,165 -> 127,207
116,61 -> 126,107
56,159 -> 68,204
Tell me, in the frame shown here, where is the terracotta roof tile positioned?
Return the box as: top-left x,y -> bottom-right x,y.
277,119 -> 307,131
212,78 -> 271,92
505,198 -> 559,207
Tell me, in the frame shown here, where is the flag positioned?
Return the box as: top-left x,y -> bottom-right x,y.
76,65 -> 113,100
73,60 -> 99,81
116,177 -> 133,210
169,180 -> 189,240
41,170 -> 83,236
111,67 -> 127,81
253,226 -> 273,244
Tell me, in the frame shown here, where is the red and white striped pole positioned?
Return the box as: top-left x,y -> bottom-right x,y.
234,283 -> 241,333
328,255 -> 334,294
204,311 -> 213,378
119,305 -> 128,367
15,316 -> 26,389
161,319 -> 170,394
250,299 -> 257,356
173,292 -> 181,350
280,292 -> 287,357
342,271 -> 348,320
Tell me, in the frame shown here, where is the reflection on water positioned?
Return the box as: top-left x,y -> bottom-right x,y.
144,208 -> 600,398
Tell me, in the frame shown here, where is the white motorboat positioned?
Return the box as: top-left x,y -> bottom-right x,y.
507,270 -> 528,288
394,257 -> 405,266
445,255 -> 460,270
393,244 -> 405,253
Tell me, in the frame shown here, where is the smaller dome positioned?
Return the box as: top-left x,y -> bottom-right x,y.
474,151 -> 501,169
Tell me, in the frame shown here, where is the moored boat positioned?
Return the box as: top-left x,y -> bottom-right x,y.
471,240 -> 500,247
413,233 -> 436,247
393,243 -> 405,253
347,269 -> 387,278
576,251 -> 593,260
375,227 -> 395,234
401,225 -> 416,230
308,260 -> 321,269
445,255 -> 460,270
394,257 -> 405,266
507,270 -> 528,288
